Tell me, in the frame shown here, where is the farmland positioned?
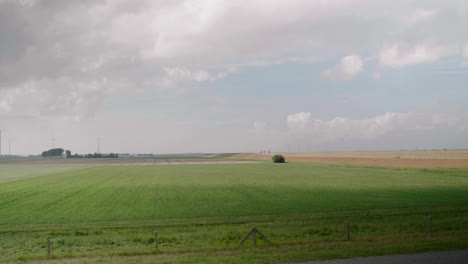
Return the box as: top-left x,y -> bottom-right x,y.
0,156 -> 249,166
0,166 -> 83,184
234,150 -> 468,168
0,159 -> 467,263
277,150 -> 468,159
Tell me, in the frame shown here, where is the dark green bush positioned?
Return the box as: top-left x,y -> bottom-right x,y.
272,154 -> 285,163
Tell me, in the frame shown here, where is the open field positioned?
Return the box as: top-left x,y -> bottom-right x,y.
234,152 -> 468,168
1,163 -> 468,224
0,162 -> 467,263
0,166 -> 84,183
279,150 -> 468,159
0,157 -> 253,166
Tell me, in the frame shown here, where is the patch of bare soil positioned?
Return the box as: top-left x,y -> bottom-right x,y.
233,153 -> 272,160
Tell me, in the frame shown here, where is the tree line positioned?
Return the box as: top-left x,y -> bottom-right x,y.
67,152 -> 119,158
41,148 -> 118,158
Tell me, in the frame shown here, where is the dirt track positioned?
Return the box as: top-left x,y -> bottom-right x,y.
234,153 -> 468,168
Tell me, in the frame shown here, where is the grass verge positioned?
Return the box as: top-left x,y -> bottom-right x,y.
1,206 -> 467,263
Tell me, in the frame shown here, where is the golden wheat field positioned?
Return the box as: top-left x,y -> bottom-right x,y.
233,150 -> 468,168
281,150 -> 468,159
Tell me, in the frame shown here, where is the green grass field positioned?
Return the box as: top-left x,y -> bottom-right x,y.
0,166 -> 84,184
0,163 -> 467,263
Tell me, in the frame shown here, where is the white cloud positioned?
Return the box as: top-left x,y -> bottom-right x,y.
379,44 -> 443,68
0,78 -> 112,120
405,9 -> 437,24
0,0 -> 468,122
431,114 -> 459,127
0,0 -> 36,7
321,55 -> 363,80
164,67 -> 214,82
287,112 -> 312,129
160,66 -> 236,87
286,111 -> 462,142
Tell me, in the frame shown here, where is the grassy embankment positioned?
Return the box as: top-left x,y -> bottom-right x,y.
0,163 -> 467,263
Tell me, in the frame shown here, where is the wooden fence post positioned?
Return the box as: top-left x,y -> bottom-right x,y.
238,227 -> 271,247
254,228 -> 271,244
346,222 -> 350,240
428,217 -> 432,233
47,235 -> 51,255
155,231 -> 158,248
238,228 -> 255,247
253,228 -> 257,247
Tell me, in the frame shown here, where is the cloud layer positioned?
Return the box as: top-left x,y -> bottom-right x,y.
245,111 -> 466,153
379,44 -> 443,68
1,0 -> 468,119
286,111 -> 461,141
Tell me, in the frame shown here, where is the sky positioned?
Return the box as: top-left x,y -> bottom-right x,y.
1,0 -> 468,155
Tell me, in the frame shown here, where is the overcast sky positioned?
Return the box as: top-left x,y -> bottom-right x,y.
1,0 -> 468,155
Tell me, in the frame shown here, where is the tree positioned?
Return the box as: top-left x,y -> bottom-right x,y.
272,154 -> 285,163
41,148 -> 64,158
53,148 -> 64,158
65,150 -> 71,158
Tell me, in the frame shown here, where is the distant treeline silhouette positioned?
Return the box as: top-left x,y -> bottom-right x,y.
41,148 -> 118,158
41,148 -> 64,158
68,152 -> 119,158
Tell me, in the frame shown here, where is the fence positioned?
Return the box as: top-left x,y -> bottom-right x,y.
43,217 -> 435,255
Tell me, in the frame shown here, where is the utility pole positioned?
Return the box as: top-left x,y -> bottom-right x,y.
50,136 -> 56,149
97,136 -> 101,153
9,138 -> 12,156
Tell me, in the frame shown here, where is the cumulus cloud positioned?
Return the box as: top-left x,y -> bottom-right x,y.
287,112 -> 312,129
160,66 -> 236,87
379,44 -> 443,68
286,112 -> 461,142
321,55 -> 363,80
